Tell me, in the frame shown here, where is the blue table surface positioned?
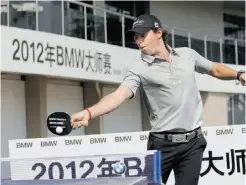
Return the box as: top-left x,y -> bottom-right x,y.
1,177 -> 148,185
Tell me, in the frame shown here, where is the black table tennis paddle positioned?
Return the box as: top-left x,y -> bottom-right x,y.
47,112 -> 89,136
47,112 -> 73,136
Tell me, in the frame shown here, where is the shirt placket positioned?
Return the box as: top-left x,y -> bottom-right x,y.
168,53 -> 173,76
169,53 -> 182,86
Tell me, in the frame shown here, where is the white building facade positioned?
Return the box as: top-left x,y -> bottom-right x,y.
1,0 -> 245,164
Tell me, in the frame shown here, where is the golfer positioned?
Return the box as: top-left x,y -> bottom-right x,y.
71,14 -> 245,185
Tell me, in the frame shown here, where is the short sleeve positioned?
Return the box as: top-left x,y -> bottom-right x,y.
120,70 -> 141,99
191,49 -> 213,74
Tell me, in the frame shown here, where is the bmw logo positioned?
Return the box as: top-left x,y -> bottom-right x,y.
113,162 -> 126,175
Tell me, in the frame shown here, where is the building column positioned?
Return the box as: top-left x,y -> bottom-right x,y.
83,81 -> 102,135
25,76 -> 48,138
200,91 -> 229,126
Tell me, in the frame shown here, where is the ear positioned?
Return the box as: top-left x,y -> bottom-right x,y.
157,28 -> 163,39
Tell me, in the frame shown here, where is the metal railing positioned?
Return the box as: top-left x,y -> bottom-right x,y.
1,0 -> 245,66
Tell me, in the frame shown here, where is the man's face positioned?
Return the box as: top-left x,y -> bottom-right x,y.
133,28 -> 163,55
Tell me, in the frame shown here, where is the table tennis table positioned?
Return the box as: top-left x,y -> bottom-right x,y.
1,177 -> 148,185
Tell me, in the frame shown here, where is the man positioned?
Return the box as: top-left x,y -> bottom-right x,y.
71,14 -> 245,185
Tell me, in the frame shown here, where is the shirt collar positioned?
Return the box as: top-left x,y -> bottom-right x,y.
141,45 -> 179,63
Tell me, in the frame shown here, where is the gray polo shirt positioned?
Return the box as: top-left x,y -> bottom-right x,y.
121,46 -> 213,132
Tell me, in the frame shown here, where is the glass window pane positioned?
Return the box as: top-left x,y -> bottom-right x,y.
165,27 -> 172,47
107,12 -> 121,46
223,39 -> 236,64
238,40 -> 245,65
38,1 -> 62,34
174,29 -> 188,47
9,1 -> 36,30
1,1 -> 8,26
224,13 -> 245,41
64,1 -> 85,39
206,36 -> 220,62
105,1 -> 149,17
85,6 -> 105,43
235,94 -> 245,125
174,35 -> 188,48
125,17 -> 138,49
93,9 -> 105,43
228,94 -> 245,125
223,13 -> 245,65
167,33 -> 172,47
190,33 -> 204,57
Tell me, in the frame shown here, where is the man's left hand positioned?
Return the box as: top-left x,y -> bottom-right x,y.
239,73 -> 246,86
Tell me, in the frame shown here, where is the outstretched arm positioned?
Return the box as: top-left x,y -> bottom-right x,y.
210,62 -> 237,80
191,48 -> 245,85
210,62 -> 245,85
71,70 -> 141,128
86,85 -> 133,119
70,85 -> 133,128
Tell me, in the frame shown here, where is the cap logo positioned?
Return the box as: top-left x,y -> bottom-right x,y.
154,22 -> 159,28
133,19 -> 144,27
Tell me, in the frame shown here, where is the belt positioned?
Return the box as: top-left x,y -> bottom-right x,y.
150,127 -> 203,143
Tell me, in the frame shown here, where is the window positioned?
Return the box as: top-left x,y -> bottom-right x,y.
105,1 -> 150,48
1,1 -> 8,26
224,13 -> 245,40
9,1 -> 36,30
64,1 -> 86,39
223,13 -> 245,65
228,94 -> 245,125
38,1 -> 62,34
105,1 -> 149,17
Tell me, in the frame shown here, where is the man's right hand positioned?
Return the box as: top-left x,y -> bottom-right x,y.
71,110 -> 90,129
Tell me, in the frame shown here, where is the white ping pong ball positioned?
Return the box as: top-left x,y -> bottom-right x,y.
56,126 -> 63,134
